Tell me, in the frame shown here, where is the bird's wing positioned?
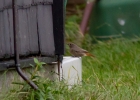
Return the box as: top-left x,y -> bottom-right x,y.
81,49 -> 88,53
73,47 -> 88,53
72,44 -> 89,53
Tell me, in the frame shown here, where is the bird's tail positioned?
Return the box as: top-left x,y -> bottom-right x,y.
86,52 -> 102,64
85,52 -> 95,58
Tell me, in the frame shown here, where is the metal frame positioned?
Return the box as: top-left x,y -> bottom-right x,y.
53,0 -> 65,55
53,0 -> 65,80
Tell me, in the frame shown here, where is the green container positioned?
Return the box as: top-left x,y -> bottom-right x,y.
64,0 -> 67,7
89,0 -> 140,40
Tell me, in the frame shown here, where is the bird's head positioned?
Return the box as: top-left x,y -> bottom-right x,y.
67,43 -> 74,48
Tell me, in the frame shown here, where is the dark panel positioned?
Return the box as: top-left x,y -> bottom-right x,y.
37,5 -> 55,56
24,0 -> 39,54
33,0 -> 44,2
0,12 -> 2,58
17,0 -> 23,6
0,12 -> 5,58
42,5 -> 55,55
4,0 -> 12,7
0,0 -> 4,58
34,0 -> 53,2
43,0 -> 53,2
1,12 -> 6,57
18,9 -> 30,56
27,6 -> 39,54
8,9 -> 14,57
23,0 -> 32,5
33,0 -> 53,4
0,0 -> 4,9
52,0 -> 64,55
3,9 -> 11,58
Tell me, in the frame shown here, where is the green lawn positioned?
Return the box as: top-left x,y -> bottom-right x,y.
2,37 -> 140,100
81,38 -> 140,100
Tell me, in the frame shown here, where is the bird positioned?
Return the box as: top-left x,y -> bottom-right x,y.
67,42 -> 95,57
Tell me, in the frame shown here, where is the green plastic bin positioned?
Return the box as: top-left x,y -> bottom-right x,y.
64,0 -> 67,7
89,0 -> 140,40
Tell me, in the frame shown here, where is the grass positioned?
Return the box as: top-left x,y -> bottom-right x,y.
81,37 -> 140,100
1,37 -> 140,100
1,5 -> 140,100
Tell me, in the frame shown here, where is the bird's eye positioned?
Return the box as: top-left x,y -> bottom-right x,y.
68,43 -> 72,47
68,43 -> 71,46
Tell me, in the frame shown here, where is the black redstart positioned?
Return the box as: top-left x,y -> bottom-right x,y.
68,43 -> 95,57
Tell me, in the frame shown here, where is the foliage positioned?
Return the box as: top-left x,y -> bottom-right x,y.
1,37 -> 140,100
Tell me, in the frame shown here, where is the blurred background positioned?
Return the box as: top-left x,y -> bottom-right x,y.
65,0 -> 140,44
64,1 -> 140,99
